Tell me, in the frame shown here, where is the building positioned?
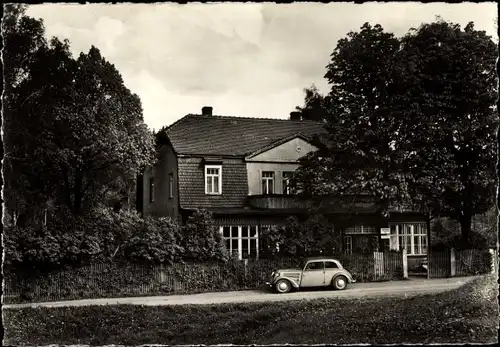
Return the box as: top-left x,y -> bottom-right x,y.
137,106 -> 429,265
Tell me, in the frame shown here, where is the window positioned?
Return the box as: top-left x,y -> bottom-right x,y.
168,173 -> 174,199
261,171 -> 274,195
305,261 -> 323,271
344,225 -> 377,234
282,171 -> 293,195
389,222 -> 427,255
344,236 -> 352,254
205,165 -> 222,195
149,178 -> 155,203
220,225 -> 259,260
325,261 -> 339,269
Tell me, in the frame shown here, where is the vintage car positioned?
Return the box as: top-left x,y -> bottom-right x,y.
266,256 -> 356,293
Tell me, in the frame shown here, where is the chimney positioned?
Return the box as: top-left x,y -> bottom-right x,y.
202,106 -> 213,116
290,111 -> 302,121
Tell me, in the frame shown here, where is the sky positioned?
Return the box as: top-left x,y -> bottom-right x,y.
26,2 -> 497,131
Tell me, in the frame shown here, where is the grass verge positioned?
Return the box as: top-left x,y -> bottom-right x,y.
3,275 -> 498,345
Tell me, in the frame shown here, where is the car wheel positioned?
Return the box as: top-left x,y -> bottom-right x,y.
333,275 -> 348,290
275,279 -> 292,294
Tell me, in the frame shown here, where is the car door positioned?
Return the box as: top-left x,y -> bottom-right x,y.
300,261 -> 325,287
324,260 -> 341,285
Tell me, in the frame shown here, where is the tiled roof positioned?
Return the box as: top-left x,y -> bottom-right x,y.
165,114 -> 327,156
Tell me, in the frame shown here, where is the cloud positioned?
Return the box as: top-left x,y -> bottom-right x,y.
26,2 -> 497,130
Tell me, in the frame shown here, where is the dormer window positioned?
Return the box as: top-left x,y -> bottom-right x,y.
205,165 -> 222,195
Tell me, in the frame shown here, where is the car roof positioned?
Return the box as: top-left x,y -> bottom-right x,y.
303,256 -> 341,262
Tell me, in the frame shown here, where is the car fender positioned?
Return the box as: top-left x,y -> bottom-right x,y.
274,276 -> 300,288
332,271 -> 356,284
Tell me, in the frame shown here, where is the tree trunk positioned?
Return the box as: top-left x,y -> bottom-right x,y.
459,214 -> 472,247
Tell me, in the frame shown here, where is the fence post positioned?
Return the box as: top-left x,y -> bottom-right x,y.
489,249 -> 496,274
402,248 -> 408,279
449,248 -> 456,277
244,259 -> 248,280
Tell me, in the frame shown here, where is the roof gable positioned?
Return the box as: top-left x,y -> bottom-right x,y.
246,135 -> 318,162
165,114 -> 326,156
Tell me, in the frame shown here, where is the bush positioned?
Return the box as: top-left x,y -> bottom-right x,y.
180,209 -> 229,263
260,214 -> 341,257
123,216 -> 183,264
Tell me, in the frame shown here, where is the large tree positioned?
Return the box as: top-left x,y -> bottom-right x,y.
294,23 -> 409,213
3,7 -> 156,225
295,84 -> 329,122
398,20 -> 497,243
293,20 -> 497,244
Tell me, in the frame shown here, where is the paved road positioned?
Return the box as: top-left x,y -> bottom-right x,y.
4,276 -> 481,309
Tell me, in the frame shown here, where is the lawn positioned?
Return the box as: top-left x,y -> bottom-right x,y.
3,275 -> 498,345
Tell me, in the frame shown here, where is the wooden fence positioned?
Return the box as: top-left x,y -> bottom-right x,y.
4,249 -> 491,304
428,248 -> 494,279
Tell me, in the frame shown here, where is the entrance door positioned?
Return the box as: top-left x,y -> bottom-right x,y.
300,261 -> 325,287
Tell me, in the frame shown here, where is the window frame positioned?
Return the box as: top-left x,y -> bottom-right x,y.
344,235 -> 352,254
344,224 -> 377,234
261,171 -> 275,195
149,178 -> 155,203
325,260 -> 339,269
205,165 -> 222,195
168,173 -> 174,199
220,225 -> 259,260
282,171 -> 294,195
389,222 -> 427,255
305,261 -> 324,271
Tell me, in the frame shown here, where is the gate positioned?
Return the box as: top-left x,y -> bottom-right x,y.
428,250 -> 451,278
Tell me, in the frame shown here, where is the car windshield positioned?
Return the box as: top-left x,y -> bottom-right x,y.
298,260 -> 307,269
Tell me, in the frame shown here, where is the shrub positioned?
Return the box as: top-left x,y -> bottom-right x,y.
123,216 -> 183,264
180,209 -> 228,262
260,214 -> 341,257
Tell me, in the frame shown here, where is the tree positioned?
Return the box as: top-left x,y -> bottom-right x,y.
3,10 -> 156,223
399,20 -> 497,244
293,20 -> 497,245
295,84 -> 329,122
2,4 -> 52,226
294,23 -> 408,214
180,210 -> 228,262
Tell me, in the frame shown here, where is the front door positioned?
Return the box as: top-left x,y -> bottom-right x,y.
300,261 -> 325,287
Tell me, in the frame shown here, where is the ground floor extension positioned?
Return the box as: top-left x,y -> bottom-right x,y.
181,208 -> 430,263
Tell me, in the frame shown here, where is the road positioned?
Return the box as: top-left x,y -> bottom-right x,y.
4,276 -> 480,309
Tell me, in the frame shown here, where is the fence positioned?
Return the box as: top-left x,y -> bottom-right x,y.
428,248 -> 494,279
4,249 -> 490,304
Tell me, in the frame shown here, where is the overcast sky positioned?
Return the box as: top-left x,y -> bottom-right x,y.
27,2 -> 497,130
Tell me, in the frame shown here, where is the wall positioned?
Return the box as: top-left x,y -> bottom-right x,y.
248,137 -> 317,162
140,144 -> 179,218
178,157 -> 248,209
246,162 -> 300,195
245,137 -> 318,195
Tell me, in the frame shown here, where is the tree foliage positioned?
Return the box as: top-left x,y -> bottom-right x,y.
180,209 -> 229,263
4,208 -> 231,270
260,214 -> 341,257
295,84 -> 329,121
2,7 -> 156,226
293,20 -> 497,243
398,20 -> 497,242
